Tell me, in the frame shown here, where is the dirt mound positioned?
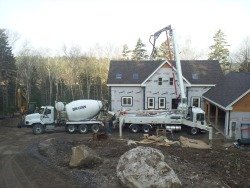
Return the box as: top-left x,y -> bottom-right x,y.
38,138 -> 74,166
32,134 -> 250,188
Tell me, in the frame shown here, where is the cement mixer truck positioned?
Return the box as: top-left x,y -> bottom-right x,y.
24,100 -> 104,135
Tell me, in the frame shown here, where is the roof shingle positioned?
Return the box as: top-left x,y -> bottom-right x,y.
107,60 -> 223,85
203,72 -> 250,108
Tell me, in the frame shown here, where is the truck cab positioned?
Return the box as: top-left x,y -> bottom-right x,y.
186,107 -> 205,124
25,106 -> 55,127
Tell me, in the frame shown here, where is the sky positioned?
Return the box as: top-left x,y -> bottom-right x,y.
0,0 -> 250,56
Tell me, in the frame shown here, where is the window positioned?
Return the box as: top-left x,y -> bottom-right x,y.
147,98 -> 155,109
158,77 -> 162,85
170,77 -> 174,85
116,73 -> 122,79
192,97 -> 200,107
192,73 -> 199,80
121,97 -> 132,106
158,97 -> 166,108
44,109 -> 51,115
133,73 -> 139,80
196,113 -> 205,121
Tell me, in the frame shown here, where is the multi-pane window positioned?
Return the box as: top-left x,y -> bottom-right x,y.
158,97 -> 166,108
158,77 -> 162,85
121,97 -> 132,106
170,77 -> 174,85
192,97 -> 200,107
147,98 -> 155,109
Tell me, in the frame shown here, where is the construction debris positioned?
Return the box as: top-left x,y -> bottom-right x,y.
179,136 -> 211,149
139,135 -> 180,147
135,135 -> 211,149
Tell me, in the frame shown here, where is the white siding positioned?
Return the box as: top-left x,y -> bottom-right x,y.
229,112 -> 250,140
187,86 -> 211,110
144,66 -> 185,110
110,66 -> 214,112
110,86 -> 143,112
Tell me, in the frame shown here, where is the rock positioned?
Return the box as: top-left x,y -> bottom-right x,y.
38,138 -> 56,157
117,146 -> 182,188
69,145 -> 103,168
38,138 -> 74,166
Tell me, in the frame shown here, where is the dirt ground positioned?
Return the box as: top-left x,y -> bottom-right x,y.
0,116 -> 249,188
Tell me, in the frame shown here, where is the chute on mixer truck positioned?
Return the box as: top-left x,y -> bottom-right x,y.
24,100 -> 104,135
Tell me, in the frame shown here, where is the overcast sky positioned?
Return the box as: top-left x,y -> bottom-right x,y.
0,0 -> 250,56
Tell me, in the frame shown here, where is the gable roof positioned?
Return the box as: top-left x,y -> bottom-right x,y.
107,60 -> 164,85
203,72 -> 250,109
174,60 -> 223,85
107,60 -> 223,85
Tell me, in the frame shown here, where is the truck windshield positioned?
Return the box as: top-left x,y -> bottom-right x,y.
196,113 -> 204,121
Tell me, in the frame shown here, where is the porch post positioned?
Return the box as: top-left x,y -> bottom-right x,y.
225,111 -> 229,136
215,106 -> 218,127
207,102 -> 211,122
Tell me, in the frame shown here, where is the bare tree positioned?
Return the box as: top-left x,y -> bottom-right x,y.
180,39 -> 205,60
233,37 -> 250,72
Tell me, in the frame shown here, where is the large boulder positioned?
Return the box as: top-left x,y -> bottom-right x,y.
117,146 -> 181,188
69,145 -> 103,168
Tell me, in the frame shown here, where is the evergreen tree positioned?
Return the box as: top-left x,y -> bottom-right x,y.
0,29 -> 16,114
122,44 -> 130,60
156,40 -> 174,60
132,38 -> 148,61
208,30 -> 230,73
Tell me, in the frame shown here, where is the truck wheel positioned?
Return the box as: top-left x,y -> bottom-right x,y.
33,124 -> 44,135
78,124 -> 88,134
130,124 -> 140,133
66,125 -> 76,134
91,124 -> 100,133
142,124 -> 151,133
189,127 -> 199,135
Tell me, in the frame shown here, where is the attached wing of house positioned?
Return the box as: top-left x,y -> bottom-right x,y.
107,59 -> 223,112
203,72 -> 250,140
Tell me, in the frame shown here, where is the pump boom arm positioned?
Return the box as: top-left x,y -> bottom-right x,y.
149,25 -> 187,107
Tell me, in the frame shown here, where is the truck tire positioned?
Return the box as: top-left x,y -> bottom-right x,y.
130,124 -> 140,133
33,124 -> 44,135
66,125 -> 76,134
189,127 -> 199,135
78,124 -> 88,134
142,124 -> 151,133
91,124 -> 100,133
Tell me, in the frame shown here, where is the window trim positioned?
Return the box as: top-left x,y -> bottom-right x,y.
191,97 -> 200,107
169,77 -> 174,85
147,97 -> 155,109
121,96 -> 133,107
158,77 -> 163,85
158,97 -> 166,109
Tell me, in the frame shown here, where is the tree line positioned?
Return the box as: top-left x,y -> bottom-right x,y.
0,28 -> 249,115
